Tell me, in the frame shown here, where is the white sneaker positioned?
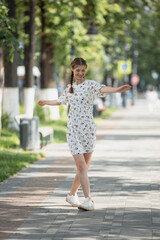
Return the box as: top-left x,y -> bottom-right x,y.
78,197 -> 94,211
66,193 -> 81,207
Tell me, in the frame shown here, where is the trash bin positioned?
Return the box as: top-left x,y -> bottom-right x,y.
20,117 -> 40,150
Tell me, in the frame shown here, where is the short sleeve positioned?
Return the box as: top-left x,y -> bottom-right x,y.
89,80 -> 105,98
57,85 -> 70,105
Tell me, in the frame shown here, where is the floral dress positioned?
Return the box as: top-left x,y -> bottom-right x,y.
57,80 -> 105,155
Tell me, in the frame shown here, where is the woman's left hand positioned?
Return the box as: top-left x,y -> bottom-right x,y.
118,85 -> 131,92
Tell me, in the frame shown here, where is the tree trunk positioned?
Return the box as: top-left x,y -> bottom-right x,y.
0,48 -> 3,134
24,0 -> 36,117
40,0 -> 55,89
0,48 -> 3,87
24,0 -> 36,88
3,48 -> 18,88
3,0 -> 19,130
40,41 -> 55,88
39,0 -> 59,120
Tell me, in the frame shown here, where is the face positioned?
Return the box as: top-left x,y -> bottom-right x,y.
72,65 -> 87,81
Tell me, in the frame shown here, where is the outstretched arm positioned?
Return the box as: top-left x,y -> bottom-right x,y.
100,84 -> 131,94
38,100 -> 61,106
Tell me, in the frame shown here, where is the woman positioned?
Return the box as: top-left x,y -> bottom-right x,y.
38,57 -> 131,211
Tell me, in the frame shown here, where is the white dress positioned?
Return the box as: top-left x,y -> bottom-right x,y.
57,80 -> 105,155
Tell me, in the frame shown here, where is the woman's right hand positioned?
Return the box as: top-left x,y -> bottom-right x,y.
38,100 -> 46,106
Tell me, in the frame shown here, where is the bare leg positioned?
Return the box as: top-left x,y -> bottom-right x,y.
69,152 -> 93,198
72,154 -> 90,199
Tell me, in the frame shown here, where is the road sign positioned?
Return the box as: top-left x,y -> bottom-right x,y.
118,60 -> 132,74
131,74 -> 140,85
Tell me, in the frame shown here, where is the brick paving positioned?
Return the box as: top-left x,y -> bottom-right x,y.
0,99 -> 160,240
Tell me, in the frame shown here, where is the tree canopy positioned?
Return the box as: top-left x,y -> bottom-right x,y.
1,0 -> 160,89
0,0 -> 20,61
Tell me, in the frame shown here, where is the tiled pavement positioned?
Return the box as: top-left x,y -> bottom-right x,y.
0,99 -> 160,240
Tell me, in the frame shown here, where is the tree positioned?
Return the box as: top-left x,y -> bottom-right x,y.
137,3 -> 160,90
2,0 -> 19,130
39,0 -> 55,89
24,0 -> 36,88
37,0 -> 59,119
0,0 -> 19,61
23,0 -> 36,117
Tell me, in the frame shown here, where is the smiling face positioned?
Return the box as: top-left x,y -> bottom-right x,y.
72,65 -> 87,81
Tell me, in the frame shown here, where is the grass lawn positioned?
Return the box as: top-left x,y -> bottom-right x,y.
0,107 -> 117,182
0,149 -> 44,182
40,117 -> 68,143
0,129 -> 44,182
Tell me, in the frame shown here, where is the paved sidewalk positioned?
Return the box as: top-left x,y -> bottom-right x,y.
1,99 -> 160,240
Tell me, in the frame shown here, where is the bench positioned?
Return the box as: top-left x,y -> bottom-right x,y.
14,114 -> 54,149
39,126 -> 54,148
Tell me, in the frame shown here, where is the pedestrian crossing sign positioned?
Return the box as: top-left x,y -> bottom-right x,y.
118,60 -> 132,74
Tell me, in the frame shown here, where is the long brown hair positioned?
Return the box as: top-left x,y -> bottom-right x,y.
69,57 -> 87,93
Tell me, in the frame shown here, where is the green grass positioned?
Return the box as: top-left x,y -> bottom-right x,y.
0,128 -> 44,182
101,107 -> 117,119
40,117 -> 68,143
0,107 -> 117,182
94,108 -> 117,125
19,104 -> 24,114
0,129 -> 19,149
0,150 -> 44,182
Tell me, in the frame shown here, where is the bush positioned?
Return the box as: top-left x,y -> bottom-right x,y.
1,112 -> 12,129
34,103 -> 45,121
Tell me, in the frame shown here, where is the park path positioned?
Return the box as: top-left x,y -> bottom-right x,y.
0,99 -> 160,240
